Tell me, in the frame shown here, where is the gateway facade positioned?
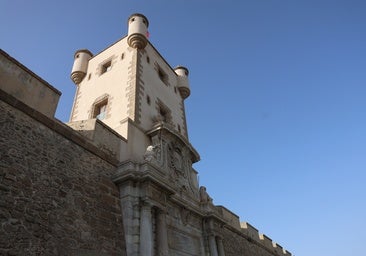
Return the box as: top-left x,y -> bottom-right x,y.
0,13 -> 291,256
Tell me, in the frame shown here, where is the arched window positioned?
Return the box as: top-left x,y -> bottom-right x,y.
91,94 -> 109,120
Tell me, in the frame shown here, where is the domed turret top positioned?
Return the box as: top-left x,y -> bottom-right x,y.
127,13 -> 149,49
128,13 -> 149,27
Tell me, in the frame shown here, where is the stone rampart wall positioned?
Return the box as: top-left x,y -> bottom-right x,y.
216,206 -> 291,256
221,225 -> 278,256
0,91 -> 126,256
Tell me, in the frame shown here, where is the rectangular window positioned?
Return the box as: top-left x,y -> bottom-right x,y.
94,101 -> 108,120
156,100 -> 172,123
159,106 -> 167,122
157,66 -> 168,85
101,61 -> 112,74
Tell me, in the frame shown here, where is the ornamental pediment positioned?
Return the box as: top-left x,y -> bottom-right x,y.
144,123 -> 200,198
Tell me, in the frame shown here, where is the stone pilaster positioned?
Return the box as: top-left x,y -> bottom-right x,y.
216,236 -> 225,256
156,208 -> 169,256
140,202 -> 153,256
208,235 -> 219,256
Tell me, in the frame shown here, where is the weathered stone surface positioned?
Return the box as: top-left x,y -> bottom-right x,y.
168,228 -> 201,255
0,99 -> 126,256
221,227 -> 275,256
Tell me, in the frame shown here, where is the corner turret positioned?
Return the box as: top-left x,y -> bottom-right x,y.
127,13 -> 149,49
70,49 -> 93,85
174,66 -> 190,99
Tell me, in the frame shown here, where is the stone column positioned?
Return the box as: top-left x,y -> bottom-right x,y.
140,202 -> 153,256
216,236 -> 225,256
156,209 -> 169,256
208,235 -> 218,256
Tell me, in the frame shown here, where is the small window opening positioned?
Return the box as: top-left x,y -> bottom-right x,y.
159,107 -> 167,122
101,61 -> 112,74
93,100 -> 108,120
147,95 -> 151,105
178,124 -> 181,133
88,73 -> 91,80
157,67 -> 168,85
156,100 -> 171,124
158,69 -> 164,81
121,53 -> 125,60
76,54 -> 80,58
147,56 -> 150,63
174,87 -> 177,93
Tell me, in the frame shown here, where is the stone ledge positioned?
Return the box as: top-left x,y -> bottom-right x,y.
0,89 -> 119,166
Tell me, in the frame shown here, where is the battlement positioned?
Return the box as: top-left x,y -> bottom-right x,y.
240,222 -> 261,242
240,222 -> 291,256
216,205 -> 241,230
214,205 -> 292,255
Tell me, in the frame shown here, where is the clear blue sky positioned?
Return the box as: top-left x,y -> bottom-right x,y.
2,1 -> 366,255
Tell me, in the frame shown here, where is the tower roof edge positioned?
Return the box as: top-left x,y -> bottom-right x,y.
174,66 -> 189,76
128,13 -> 149,27
74,49 -> 93,58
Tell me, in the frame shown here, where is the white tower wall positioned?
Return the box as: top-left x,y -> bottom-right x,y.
139,45 -> 188,137
69,13 -> 190,157
69,38 -> 132,136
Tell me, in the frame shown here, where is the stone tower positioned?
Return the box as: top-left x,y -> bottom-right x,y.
66,13 -> 291,256
70,13 -> 193,163
69,13 -> 204,256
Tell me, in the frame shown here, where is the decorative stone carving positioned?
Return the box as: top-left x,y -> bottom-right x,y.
168,142 -> 185,174
172,149 -> 183,172
144,145 -> 156,162
180,207 -> 191,226
144,138 -> 164,167
145,127 -> 200,199
199,186 -> 212,203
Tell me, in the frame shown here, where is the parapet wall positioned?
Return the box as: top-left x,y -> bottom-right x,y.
67,118 -> 127,160
0,49 -> 61,118
216,205 -> 241,230
240,221 -> 261,243
215,206 -> 291,255
240,222 -> 291,256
